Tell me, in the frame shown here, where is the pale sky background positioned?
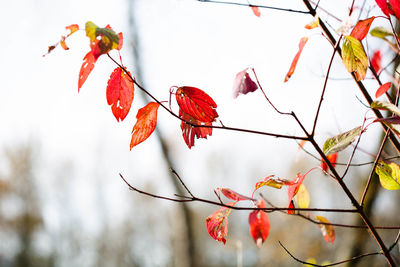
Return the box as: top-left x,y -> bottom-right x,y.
0,0 -> 393,265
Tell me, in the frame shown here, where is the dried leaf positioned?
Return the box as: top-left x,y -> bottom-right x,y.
130,102 -> 160,149
375,161 -> 400,190
375,82 -> 391,98
85,21 -> 120,59
342,35 -> 369,81
66,24 -> 79,36
316,216 -> 335,243
78,51 -> 97,91
296,184 -> 310,209
284,37 -> 308,82
206,202 -> 236,244
322,126 -> 362,155
254,176 -> 294,191
233,68 -> 258,98
371,101 -> 400,116
321,153 -> 338,172
248,199 -> 270,247
350,17 -> 375,40
106,68 -> 135,121
176,86 -> 218,123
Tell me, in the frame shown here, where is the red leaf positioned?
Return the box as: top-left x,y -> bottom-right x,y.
251,6 -> 261,17
321,153 -> 338,172
130,102 -> 160,149
376,82 -> 391,98
106,68 -> 135,121
375,0 -> 394,16
374,115 -> 400,124
284,37 -> 308,82
389,0 -> 400,20
117,32 -> 123,50
206,202 -> 236,244
316,216 -> 335,243
287,201 -> 295,215
78,51 -> 97,92
180,111 -> 213,149
350,17 -> 376,40
248,199 -> 270,247
233,68 -> 258,98
176,86 -> 218,122
218,188 -> 255,201
287,173 -> 307,210
371,50 -> 382,74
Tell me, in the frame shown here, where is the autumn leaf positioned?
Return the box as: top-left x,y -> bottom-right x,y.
371,50 -> 382,74
106,68 -> 134,121
43,23 -> 80,56
206,202 -> 236,244
287,173 -> 307,211
371,100 -> 400,116
375,161 -> 400,190
375,0 -> 394,16
390,0 -> 400,20
250,6 -> 261,17
254,176 -> 294,191
248,199 -> 270,248
217,188 -> 255,201
342,35 -> 369,81
85,21 -> 120,60
316,216 -> 335,243
287,201 -> 295,215
321,153 -> 338,172
117,32 -> 123,50
66,24 -> 79,36
284,37 -> 308,82
375,82 -> 391,98
176,86 -> 218,122
373,116 -> 400,125
233,68 -> 258,98
130,102 -> 160,149
296,184 -> 310,209
305,17 -> 319,29
179,111 -> 213,149
350,17 -> 375,40
323,126 -> 362,155
78,51 -> 97,92
370,27 -> 393,39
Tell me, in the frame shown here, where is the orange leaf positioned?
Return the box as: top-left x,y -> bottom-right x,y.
254,176 -> 294,191
350,17 -> 375,41
206,202 -> 236,244
60,36 -> 69,50
117,32 -> 123,50
316,216 -> 335,243
176,86 -> 218,123
78,51 -> 97,92
106,68 -> 135,121
376,82 -> 391,98
251,6 -> 261,17
284,37 -> 308,82
321,153 -> 338,172
130,102 -> 160,149
248,199 -> 270,247
305,18 -> 319,29
66,24 -> 79,37
180,111 -> 213,149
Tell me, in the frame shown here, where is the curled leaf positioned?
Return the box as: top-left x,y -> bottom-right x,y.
233,68 -> 258,98
322,126 -> 362,155
371,101 -> 400,116
218,188 -> 255,201
248,199 -> 270,247
43,24 -> 80,56
206,202 -> 236,244
106,68 -> 135,121
284,37 -> 308,82
254,176 -> 294,192
316,216 -> 335,243
342,35 -> 368,81
375,82 -> 391,98
78,51 -> 97,91
375,161 -> 400,190
66,24 -> 79,37
130,102 -> 160,149
350,17 -> 375,40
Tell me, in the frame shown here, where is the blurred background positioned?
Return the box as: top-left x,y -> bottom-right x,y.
1,0 -> 399,266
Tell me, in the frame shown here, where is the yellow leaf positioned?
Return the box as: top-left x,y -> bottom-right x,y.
296,184 -> 310,208
342,35 -> 369,81
85,21 -> 98,42
376,161 -> 400,190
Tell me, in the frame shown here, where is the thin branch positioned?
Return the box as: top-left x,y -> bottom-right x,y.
170,168 -> 194,198
279,241 -> 382,267
197,0 -> 310,14
389,230 -> 400,251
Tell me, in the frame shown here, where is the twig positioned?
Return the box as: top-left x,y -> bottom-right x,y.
389,230 -> 400,252
170,168 -> 194,198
